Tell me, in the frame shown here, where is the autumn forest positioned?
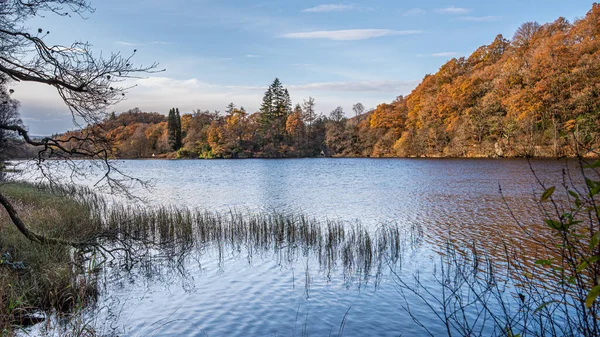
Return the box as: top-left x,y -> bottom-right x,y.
59,4 -> 600,159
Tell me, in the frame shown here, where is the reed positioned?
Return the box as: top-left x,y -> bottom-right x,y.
0,181 -> 418,335
101,204 -> 411,283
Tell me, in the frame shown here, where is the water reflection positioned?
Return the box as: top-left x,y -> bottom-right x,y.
14,158 -> 590,336
103,206 -> 420,286
71,207 -> 426,337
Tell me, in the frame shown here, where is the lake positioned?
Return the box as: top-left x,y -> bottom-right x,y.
20,158 -> 578,336
100,158 -> 563,223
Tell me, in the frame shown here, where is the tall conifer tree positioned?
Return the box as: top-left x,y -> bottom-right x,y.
167,107 -> 182,151
175,108 -> 182,150
167,108 -> 176,151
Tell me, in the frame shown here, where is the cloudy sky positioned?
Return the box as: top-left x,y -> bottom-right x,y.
12,0 -> 593,135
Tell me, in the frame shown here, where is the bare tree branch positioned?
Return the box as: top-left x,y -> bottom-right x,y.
0,0 -> 161,246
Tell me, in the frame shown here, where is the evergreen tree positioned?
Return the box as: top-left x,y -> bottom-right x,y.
262,78 -> 289,120
271,78 -> 284,107
293,103 -> 302,116
175,108 -> 182,150
260,85 -> 274,120
167,107 -> 182,151
259,78 -> 293,155
167,108 -> 176,150
282,89 -> 292,117
226,102 -> 236,116
302,97 -> 316,128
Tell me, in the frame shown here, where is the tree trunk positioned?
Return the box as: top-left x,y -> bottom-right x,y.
0,191 -> 79,246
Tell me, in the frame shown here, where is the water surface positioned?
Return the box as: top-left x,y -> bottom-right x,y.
20,158 -> 578,336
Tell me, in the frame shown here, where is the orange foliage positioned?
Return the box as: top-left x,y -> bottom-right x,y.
55,4 -> 600,159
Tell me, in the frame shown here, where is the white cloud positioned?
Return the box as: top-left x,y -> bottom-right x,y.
289,80 -> 420,93
115,41 -> 139,46
302,4 -> 356,13
115,41 -> 171,46
459,16 -> 500,22
14,76 -> 421,134
221,80 -> 419,93
282,29 -> 422,41
431,52 -> 458,57
11,81 -> 76,135
435,6 -> 472,14
403,8 -> 425,16
245,54 -> 260,58
114,77 -> 265,114
120,78 -> 419,115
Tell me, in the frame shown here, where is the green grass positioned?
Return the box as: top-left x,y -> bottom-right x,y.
0,182 -> 102,336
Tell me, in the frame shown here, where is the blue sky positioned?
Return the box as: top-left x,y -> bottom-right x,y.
13,0 -> 595,135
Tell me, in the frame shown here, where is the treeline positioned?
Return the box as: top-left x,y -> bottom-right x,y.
77,79 -> 369,159
63,4 -> 600,158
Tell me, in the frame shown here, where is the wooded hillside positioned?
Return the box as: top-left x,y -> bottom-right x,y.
61,4 -> 600,159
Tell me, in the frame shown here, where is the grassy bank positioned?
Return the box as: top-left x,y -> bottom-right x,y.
0,182 -> 106,336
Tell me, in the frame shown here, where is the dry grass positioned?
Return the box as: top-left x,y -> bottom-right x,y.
0,182 -> 103,336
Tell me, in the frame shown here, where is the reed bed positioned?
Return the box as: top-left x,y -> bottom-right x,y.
4,183 -> 420,280
101,204 -> 417,284
1,182 -> 420,335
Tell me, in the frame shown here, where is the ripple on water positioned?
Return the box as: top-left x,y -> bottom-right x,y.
14,158 -> 582,335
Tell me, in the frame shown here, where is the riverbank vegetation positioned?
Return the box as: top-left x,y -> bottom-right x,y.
4,162 -> 600,336
0,181 -> 416,335
0,183 -> 104,335
53,4 -> 600,159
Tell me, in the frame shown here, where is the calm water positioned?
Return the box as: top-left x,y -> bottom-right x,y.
20,158 -> 578,336
108,158 -> 564,223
